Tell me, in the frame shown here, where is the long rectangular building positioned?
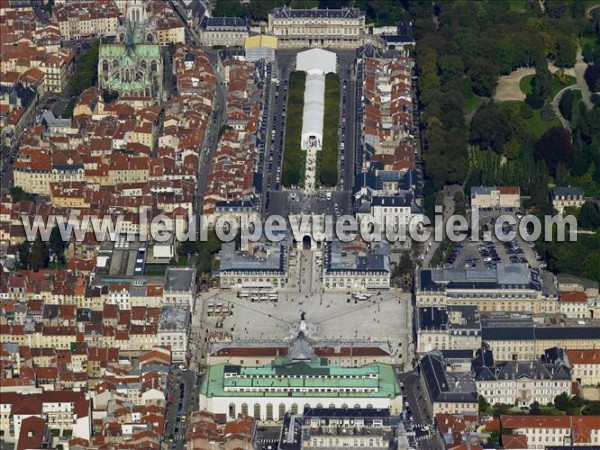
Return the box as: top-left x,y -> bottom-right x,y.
481,313 -> 600,361
418,351 -> 478,417
416,264 -> 557,313
416,305 -> 481,354
208,341 -> 394,367
199,358 -> 402,421
473,347 -> 571,407
268,7 -> 365,49
218,242 -> 287,289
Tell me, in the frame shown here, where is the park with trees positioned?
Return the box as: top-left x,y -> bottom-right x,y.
281,71 -> 307,187
405,0 -> 600,282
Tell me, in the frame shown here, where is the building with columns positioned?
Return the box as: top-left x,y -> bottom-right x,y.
268,7 -> 366,49
199,324 -> 402,421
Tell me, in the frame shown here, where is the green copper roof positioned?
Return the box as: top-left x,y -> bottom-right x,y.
99,43 -> 161,59
201,361 -> 400,399
105,79 -> 149,90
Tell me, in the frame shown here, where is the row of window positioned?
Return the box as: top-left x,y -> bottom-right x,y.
234,374 -> 376,380
230,402 -> 374,419
309,438 -> 382,447
228,387 -> 377,393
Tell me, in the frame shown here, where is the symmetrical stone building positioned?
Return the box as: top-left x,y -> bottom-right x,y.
473,347 -> 571,407
268,7 -> 366,48
199,326 -> 402,421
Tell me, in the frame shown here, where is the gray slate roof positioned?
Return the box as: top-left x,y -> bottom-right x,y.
419,264 -> 533,292
271,7 -> 363,19
472,346 -> 571,382
552,186 -> 585,198
420,351 -> 478,404
200,16 -> 248,31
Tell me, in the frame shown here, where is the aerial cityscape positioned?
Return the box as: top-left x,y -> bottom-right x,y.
1,0 -> 600,449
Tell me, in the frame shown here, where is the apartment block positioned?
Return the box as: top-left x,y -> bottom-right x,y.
53,0 -> 120,40
418,350 -> 478,417
499,415 -> 600,449
416,305 -> 481,354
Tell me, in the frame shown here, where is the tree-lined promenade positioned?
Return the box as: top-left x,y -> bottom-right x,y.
318,72 -> 340,187
282,71 -> 306,187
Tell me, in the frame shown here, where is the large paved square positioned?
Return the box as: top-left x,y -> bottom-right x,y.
192,288 -> 412,367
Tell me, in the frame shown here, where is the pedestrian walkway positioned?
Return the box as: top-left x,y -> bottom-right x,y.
304,147 -> 318,192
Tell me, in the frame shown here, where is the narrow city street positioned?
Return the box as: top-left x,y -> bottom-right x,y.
400,371 -> 444,450
163,367 -> 202,449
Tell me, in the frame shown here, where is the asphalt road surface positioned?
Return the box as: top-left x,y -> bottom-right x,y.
264,60 -> 292,206
400,370 -> 444,450
338,60 -> 356,214
163,367 -> 202,448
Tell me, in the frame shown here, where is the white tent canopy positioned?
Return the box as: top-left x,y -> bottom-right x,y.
295,49 -> 337,151
296,48 -> 338,74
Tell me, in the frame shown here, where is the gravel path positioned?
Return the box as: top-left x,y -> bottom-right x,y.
494,64 -> 575,102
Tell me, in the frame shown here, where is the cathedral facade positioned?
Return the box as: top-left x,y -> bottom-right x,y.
97,1 -> 163,102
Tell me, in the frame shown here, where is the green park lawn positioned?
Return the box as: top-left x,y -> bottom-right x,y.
498,101 -> 561,139
527,108 -> 561,138
507,0 -> 528,12
144,264 -> 168,276
463,95 -> 485,116
519,73 -> 577,99
318,73 -> 340,187
579,36 -> 597,48
282,72 -> 307,187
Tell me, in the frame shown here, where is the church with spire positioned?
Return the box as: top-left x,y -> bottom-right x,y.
97,0 -> 163,104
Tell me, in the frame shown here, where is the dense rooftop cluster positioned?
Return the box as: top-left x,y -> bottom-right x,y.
202,58 -> 264,219
0,6 -> 73,137
1,0 -> 600,448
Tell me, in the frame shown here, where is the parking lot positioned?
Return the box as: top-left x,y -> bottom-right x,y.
445,210 -> 548,271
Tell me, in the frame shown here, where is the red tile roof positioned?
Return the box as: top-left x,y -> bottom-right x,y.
498,186 -> 520,195
17,416 -> 47,450
502,434 -> 527,449
566,349 -> 600,365
559,291 -> 588,303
